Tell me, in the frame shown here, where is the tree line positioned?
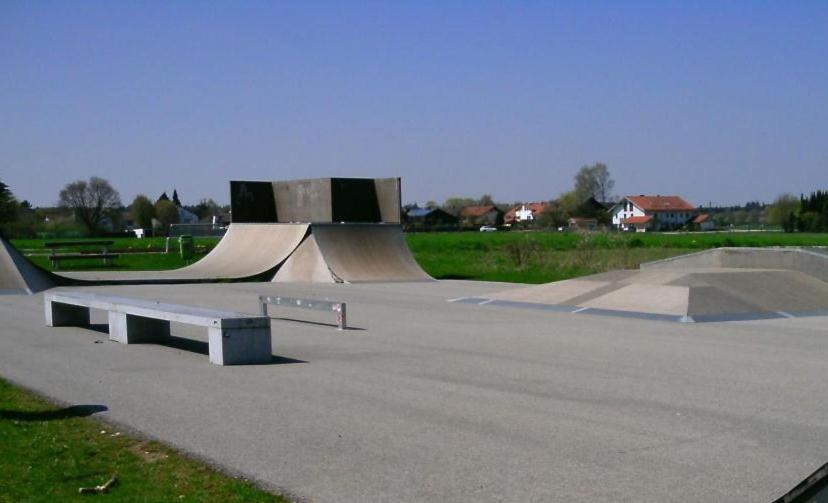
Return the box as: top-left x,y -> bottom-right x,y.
411,163 -> 617,228
0,177 -> 227,238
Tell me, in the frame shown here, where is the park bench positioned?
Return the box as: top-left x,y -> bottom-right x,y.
44,240 -> 118,269
44,291 -> 271,365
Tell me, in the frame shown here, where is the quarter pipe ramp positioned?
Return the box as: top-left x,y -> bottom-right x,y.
49,223 -> 310,284
0,234 -> 55,294
274,224 -> 432,283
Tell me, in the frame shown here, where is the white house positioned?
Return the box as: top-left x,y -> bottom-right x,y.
609,195 -> 696,232
504,202 -> 552,224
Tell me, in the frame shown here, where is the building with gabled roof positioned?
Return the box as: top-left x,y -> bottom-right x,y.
609,195 -> 697,232
460,205 -> 504,228
692,213 -> 715,231
403,206 -> 458,230
505,202 -> 552,224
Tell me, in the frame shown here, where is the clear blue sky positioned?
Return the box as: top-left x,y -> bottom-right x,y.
2,1 -> 826,208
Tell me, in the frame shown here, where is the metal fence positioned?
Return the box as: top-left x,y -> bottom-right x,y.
168,223 -> 228,237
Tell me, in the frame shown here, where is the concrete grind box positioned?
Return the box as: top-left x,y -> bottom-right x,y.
230,177 -> 402,224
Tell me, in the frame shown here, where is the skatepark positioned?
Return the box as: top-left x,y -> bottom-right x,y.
1,178 -> 827,501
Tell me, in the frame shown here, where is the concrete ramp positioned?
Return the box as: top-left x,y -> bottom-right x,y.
274,224 -> 432,283
642,247 -> 828,282
272,233 -> 337,283
59,223 -> 309,283
0,234 -> 56,294
454,265 -> 828,323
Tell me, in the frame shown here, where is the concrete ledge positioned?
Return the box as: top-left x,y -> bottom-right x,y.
44,291 -> 271,365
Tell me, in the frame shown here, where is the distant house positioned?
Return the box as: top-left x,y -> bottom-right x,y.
505,202 -> 552,224
692,213 -> 715,231
404,207 -> 459,229
567,217 -> 598,231
609,195 -> 696,232
460,205 -> 504,228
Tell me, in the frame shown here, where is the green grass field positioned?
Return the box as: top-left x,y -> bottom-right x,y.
0,378 -> 286,502
405,231 -> 828,283
11,231 -> 828,282
14,237 -> 221,272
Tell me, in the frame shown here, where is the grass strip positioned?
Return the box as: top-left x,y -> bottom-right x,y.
0,377 -> 287,502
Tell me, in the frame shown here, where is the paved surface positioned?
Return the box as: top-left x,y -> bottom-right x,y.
1,280 -> 827,502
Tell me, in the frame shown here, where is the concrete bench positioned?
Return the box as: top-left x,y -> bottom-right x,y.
44,291 -> 271,365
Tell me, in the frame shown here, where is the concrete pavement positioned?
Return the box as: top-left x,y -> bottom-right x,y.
1,279 -> 826,502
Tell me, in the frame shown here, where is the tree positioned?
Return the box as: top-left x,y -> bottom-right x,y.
131,195 -> 156,229
58,176 -> 122,235
154,199 -> 179,233
767,193 -> 800,231
0,179 -> 19,226
443,197 -> 478,209
478,194 -> 494,206
172,189 -> 182,207
555,190 -> 581,218
191,198 -> 220,220
574,163 -> 614,203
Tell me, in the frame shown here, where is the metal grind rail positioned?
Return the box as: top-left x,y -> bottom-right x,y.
258,295 -> 347,330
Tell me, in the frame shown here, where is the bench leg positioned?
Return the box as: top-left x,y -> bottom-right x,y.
108,312 -> 171,344
207,326 -> 272,366
45,301 -> 90,327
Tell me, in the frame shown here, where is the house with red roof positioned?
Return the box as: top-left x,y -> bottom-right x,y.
692,213 -> 715,231
460,205 -> 504,228
609,195 -> 697,232
504,202 -> 552,224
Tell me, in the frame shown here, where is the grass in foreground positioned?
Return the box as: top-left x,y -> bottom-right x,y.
0,377 -> 287,503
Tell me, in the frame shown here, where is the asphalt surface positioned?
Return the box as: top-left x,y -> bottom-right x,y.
1,280 -> 827,502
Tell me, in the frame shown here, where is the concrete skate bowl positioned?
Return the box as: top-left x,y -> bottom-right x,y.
641,247 -> 828,282
450,250 -> 828,323
0,234 -> 56,294
19,223 -> 309,287
274,223 -> 432,283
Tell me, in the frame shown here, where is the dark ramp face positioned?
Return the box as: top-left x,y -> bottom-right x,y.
0,235 -> 55,294
231,177 -> 402,224
331,178 -> 381,223
230,181 -> 278,223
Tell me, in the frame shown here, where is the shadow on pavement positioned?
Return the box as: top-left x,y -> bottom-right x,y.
0,404 -> 108,421
161,335 -> 307,365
